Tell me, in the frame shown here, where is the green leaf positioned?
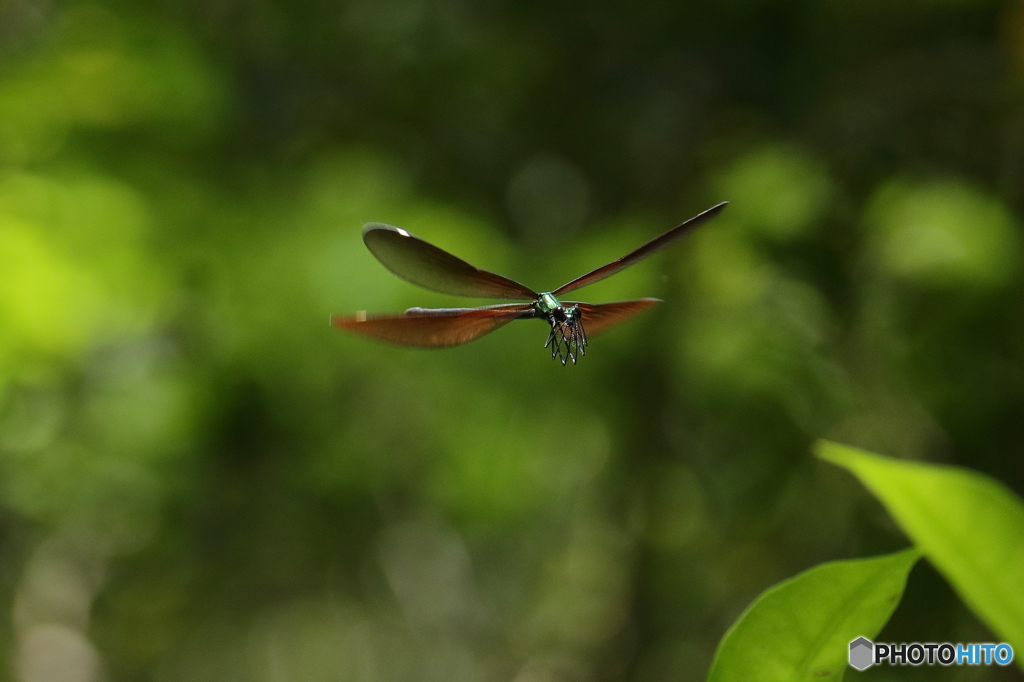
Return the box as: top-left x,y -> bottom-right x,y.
708,548 -> 919,682
816,440 -> 1024,660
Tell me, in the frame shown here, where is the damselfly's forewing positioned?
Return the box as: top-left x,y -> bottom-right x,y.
363,224 -> 538,299
552,202 -> 726,296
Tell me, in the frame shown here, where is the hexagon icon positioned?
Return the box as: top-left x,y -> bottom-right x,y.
849,637 -> 874,671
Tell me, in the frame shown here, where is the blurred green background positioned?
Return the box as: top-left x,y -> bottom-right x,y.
1,0 -> 1023,680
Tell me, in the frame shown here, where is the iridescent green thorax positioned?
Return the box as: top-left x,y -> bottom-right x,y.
535,292 -> 588,365
536,292 -> 561,314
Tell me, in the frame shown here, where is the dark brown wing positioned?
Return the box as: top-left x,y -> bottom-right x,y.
331,303 -> 535,348
552,202 -> 727,296
574,299 -> 661,336
363,224 -> 538,300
